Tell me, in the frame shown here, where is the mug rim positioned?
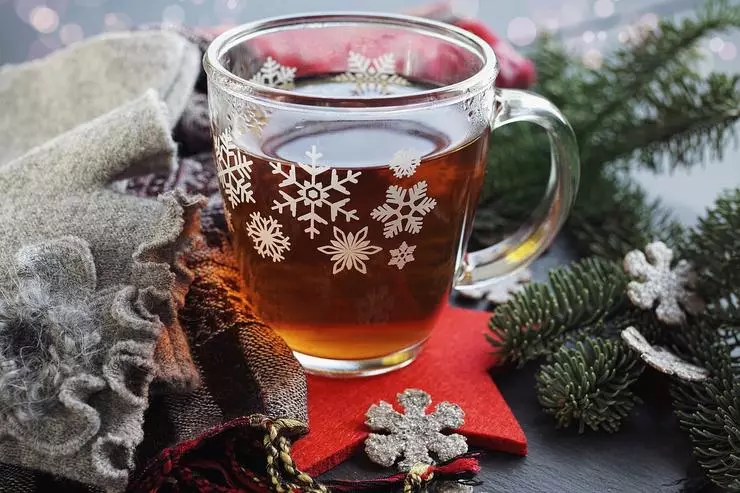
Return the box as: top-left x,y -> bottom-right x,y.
203,11 -> 499,109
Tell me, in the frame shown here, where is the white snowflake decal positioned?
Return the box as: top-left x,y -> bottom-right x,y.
250,56 -> 297,89
271,145 -> 361,239
388,148 -> 422,179
457,268 -> 533,305
333,51 -> 409,96
318,226 -> 382,275
388,241 -> 416,270
233,100 -> 270,137
214,131 -> 254,208
245,212 -> 291,262
371,181 -> 437,238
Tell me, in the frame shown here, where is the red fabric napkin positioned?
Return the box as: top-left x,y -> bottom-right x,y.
292,305 -> 527,475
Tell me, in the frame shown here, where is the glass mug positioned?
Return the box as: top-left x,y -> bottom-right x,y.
204,13 -> 579,376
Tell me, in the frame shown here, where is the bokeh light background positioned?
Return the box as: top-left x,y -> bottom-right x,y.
0,0 -> 738,225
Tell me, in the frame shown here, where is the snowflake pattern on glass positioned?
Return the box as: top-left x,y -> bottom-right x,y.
250,56 -> 297,89
371,181 -> 437,238
214,131 -> 254,208
231,100 -> 270,137
317,226 -> 382,275
388,241 -> 416,270
388,148 -> 422,179
271,145 -> 362,240
245,212 -> 291,262
333,51 -> 410,96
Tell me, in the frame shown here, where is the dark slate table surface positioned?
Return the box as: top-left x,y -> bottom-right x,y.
2,0 -> 738,491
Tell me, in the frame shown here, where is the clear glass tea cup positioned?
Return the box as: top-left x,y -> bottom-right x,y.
204,12 -> 580,376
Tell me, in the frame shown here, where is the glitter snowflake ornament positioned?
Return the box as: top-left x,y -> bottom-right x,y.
623,241 -> 705,325
365,389 -> 468,471
621,327 -> 710,382
334,51 -> 410,96
457,268 -> 533,305
372,181 -> 437,238
245,212 -> 291,262
271,145 -> 361,239
250,56 -> 296,89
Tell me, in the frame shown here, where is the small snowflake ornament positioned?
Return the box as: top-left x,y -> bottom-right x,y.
365,389 -> 468,471
456,268 -> 533,305
623,241 -> 705,325
621,327 -> 710,382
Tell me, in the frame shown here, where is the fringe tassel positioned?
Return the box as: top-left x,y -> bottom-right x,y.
324,454 -> 481,493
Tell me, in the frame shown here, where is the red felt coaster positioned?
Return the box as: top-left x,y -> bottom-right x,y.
292,305 -> 527,475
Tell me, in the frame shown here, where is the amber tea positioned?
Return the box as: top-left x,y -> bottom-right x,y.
214,78 -> 488,364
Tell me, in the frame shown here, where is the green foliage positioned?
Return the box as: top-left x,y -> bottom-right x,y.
480,2 -> 740,487
536,338 -> 644,433
487,258 -> 627,366
472,0 -> 740,260
681,188 -> 740,302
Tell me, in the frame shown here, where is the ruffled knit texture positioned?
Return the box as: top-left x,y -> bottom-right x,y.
0,93 -> 205,491
0,189 -> 202,490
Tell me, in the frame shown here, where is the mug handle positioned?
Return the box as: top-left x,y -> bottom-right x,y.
455,88 -> 580,293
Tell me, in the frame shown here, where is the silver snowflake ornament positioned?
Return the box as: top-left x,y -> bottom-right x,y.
456,268 -> 533,305
621,327 -> 710,382
365,389 -> 467,471
623,241 -> 705,325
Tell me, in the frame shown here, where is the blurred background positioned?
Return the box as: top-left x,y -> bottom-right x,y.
0,0 -> 738,227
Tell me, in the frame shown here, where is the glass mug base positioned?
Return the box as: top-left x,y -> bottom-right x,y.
293,340 -> 424,377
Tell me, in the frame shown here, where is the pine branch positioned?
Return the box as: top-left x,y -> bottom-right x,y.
583,0 -> 740,149
673,372 -> 740,492
536,337 -> 644,433
568,171 -> 683,259
472,0 -> 740,260
681,188 -> 740,302
487,258 -> 627,366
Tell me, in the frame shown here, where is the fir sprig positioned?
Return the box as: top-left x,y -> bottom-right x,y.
487,258 -> 627,366
681,188 -> 740,301
473,0 -> 740,260
536,337 -> 644,433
